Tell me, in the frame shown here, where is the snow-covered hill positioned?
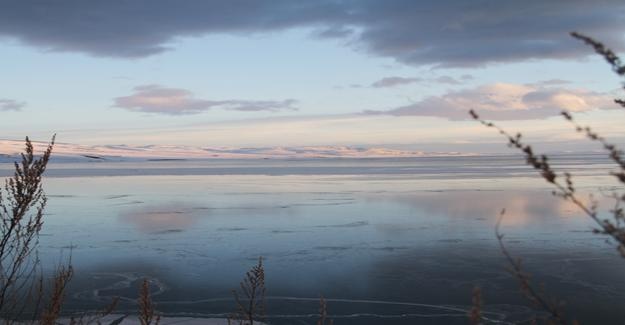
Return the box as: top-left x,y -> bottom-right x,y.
0,139 -> 469,162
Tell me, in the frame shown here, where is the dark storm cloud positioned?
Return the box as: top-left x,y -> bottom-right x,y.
114,85 -> 297,115
0,1 -> 346,58
1,1 -> 624,66
0,99 -> 25,111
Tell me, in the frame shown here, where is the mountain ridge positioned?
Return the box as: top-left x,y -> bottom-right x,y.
0,139 -> 471,161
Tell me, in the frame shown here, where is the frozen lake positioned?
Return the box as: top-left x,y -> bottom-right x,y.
2,155 -> 624,324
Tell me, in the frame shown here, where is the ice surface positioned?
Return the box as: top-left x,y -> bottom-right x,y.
1,156 -> 624,324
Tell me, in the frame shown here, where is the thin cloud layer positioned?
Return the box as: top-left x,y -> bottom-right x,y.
371,77 -> 422,88
433,76 -> 463,85
1,1 -> 624,66
0,99 -> 25,111
366,83 -> 615,120
371,75 -> 469,88
114,85 -> 297,115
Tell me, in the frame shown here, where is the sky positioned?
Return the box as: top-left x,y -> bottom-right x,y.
1,1 -> 625,153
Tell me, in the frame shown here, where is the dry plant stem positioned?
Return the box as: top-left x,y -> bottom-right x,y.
0,136 -> 113,323
40,264 -> 73,325
561,111 -> 625,180
29,275 -> 44,321
559,111 -> 625,255
0,136 -> 54,319
138,279 -> 159,325
317,296 -> 333,325
68,297 -> 120,325
495,211 -> 566,324
470,109 -> 625,257
570,32 -> 625,107
468,287 -> 482,325
232,257 -> 266,325
468,31 -> 625,325
557,33 -> 625,254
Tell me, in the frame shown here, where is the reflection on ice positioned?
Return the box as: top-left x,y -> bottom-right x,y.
9,157 -> 625,324
118,203 -> 204,233
365,189 -> 599,227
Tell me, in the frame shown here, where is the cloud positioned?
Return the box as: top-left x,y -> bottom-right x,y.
370,75 -> 467,88
114,85 -> 297,115
1,1 -> 624,66
433,76 -> 462,85
371,77 -> 422,88
0,99 -> 25,111
313,25 -> 355,39
532,79 -> 573,86
365,83 -> 616,120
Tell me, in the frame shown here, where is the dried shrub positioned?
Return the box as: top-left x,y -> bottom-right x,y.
471,32 -> 625,257
0,136 -> 55,321
230,257 -> 266,325
138,279 -> 160,325
40,264 -> 74,325
469,32 -> 625,324
570,32 -> 625,108
0,137 -> 119,324
496,211 -> 566,324
468,286 -> 482,325
317,295 -> 333,325
68,297 -> 120,325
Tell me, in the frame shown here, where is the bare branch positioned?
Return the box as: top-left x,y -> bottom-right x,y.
138,279 -> 160,325
0,136 -> 55,320
495,210 -> 567,324
571,32 -> 625,107
231,257 -> 266,325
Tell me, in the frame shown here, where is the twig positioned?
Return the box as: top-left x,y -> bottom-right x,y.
495,210 -> 566,324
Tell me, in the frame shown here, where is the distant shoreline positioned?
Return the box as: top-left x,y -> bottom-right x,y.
0,154 -> 614,178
